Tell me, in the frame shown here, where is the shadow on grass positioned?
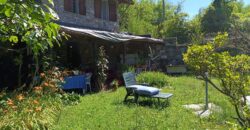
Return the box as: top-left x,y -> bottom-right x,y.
112,98 -> 171,110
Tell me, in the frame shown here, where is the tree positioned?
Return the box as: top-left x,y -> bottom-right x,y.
229,1 -> 250,54
119,0 -> 158,37
201,0 -> 234,33
0,0 -> 64,88
118,0 -> 190,43
183,33 -> 250,128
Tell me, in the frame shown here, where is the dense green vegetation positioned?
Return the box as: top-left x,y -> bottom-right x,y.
119,0 -> 250,45
201,0 -> 234,33
119,0 -> 190,43
184,33 -> 250,128
53,76 -> 235,130
0,0 -> 249,129
0,0 -> 66,88
0,67 -> 81,129
136,71 -> 170,88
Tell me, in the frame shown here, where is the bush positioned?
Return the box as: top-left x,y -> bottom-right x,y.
60,93 -> 81,106
136,71 -> 170,88
0,66 -> 81,129
0,91 -> 62,129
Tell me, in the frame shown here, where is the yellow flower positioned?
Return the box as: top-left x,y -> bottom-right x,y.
7,99 -> 14,106
35,107 -> 42,112
40,73 -> 45,78
60,77 -> 64,81
11,105 -> 18,110
16,94 -> 25,101
44,82 -> 49,87
3,110 -> 8,113
33,100 -> 39,105
34,86 -> 42,91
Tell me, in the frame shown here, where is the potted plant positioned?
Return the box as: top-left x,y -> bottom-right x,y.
110,80 -> 119,91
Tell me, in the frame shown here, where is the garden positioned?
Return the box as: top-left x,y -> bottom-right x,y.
53,75 -> 236,130
0,0 -> 250,129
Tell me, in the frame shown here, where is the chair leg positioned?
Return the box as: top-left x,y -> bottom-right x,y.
157,98 -> 160,105
82,88 -> 85,94
134,94 -> 139,103
124,94 -> 129,102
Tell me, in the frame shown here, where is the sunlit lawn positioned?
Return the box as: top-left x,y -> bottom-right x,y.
53,76 -> 235,130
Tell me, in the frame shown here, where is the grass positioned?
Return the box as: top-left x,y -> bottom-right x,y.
53,76 -> 236,130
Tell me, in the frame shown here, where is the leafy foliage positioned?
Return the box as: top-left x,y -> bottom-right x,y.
119,0 -> 190,44
183,33 -> 250,128
0,0 -> 66,89
136,71 -> 170,88
60,93 -> 81,106
0,0 -> 64,56
97,46 -> 109,90
201,0 -> 234,33
0,91 -> 62,129
0,67 -> 81,129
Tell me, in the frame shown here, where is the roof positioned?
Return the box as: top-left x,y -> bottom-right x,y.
61,26 -> 164,44
118,0 -> 133,4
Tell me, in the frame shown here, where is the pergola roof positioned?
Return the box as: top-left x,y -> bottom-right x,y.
61,26 -> 164,44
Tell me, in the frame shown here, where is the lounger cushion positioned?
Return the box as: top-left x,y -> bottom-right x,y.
127,85 -> 159,96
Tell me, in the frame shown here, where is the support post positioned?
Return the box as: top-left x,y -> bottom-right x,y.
123,43 -> 126,64
205,72 -> 209,110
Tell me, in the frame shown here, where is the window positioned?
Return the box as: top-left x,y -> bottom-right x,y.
101,0 -> 109,20
79,0 -> 86,15
64,0 -> 86,15
95,0 -> 117,21
72,0 -> 78,13
108,0 -> 117,22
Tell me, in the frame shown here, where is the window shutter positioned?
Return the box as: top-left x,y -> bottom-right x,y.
64,0 -> 73,12
109,0 -> 117,22
94,0 -> 101,18
79,0 -> 86,15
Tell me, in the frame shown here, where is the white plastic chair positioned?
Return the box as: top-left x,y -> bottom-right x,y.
85,73 -> 92,92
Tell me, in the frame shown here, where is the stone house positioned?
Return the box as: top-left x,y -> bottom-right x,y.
53,0 -> 131,31
48,0 -> 164,89
49,0 -> 163,69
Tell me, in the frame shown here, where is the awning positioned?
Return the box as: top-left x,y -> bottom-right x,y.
60,26 -> 164,44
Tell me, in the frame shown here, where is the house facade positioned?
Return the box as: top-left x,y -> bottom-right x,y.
50,0 -> 164,90
53,0 -> 130,31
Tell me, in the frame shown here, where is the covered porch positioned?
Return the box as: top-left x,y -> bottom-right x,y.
56,26 -> 164,90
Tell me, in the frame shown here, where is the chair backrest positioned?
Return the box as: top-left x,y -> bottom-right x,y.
122,72 -> 137,87
85,73 -> 92,84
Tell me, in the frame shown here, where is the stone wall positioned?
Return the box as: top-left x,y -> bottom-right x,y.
53,0 -> 119,31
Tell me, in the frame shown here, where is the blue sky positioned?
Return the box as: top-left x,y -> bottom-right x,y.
166,0 -> 250,18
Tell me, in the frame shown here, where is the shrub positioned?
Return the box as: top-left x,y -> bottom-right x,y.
183,33 -> 250,128
0,66 -> 81,129
110,79 -> 119,91
136,71 -> 170,88
0,91 -> 62,129
97,46 -> 109,90
60,93 -> 81,106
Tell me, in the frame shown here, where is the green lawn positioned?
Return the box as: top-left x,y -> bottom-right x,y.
53,76 -> 236,130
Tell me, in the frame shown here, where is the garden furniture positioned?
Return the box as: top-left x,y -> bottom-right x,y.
85,73 -> 92,92
62,75 -> 86,94
122,72 -> 173,104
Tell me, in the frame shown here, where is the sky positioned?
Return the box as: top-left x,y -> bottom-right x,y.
166,0 -> 250,19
